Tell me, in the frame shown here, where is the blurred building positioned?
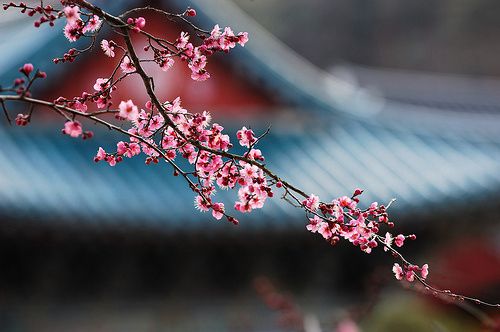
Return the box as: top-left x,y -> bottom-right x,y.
0,0 -> 499,331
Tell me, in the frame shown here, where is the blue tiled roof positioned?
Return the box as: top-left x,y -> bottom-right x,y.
1,118 -> 500,231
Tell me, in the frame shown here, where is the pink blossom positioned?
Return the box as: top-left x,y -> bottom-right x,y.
405,270 -> 415,282
220,27 -> 236,51
420,264 -> 429,279
135,17 -> 146,29
74,101 -> 87,113
353,188 -> 363,196
93,78 -> 110,92
62,121 -> 82,138
339,196 -> 356,209
394,234 -> 405,247
189,48 -> 208,70
118,99 -> 138,121
237,32 -> 249,46
191,70 -> 210,81
235,183 -> 268,213
64,6 -> 80,23
201,111 -> 212,127
15,113 -> 30,126
176,32 -> 190,49
160,57 -> 174,72
95,97 -> 107,109
207,124 -> 231,151
303,194 -> 320,212
210,24 -> 222,40
166,97 -> 187,124
127,17 -> 146,32
305,216 -> 320,232
180,42 -> 194,60
159,149 -> 174,161
181,144 -> 197,164
140,140 -> 160,157
318,222 -> 333,239
149,114 -> 164,131
106,155 -> 117,167
20,63 -> 33,76
201,24 -> 247,52
236,126 -> 256,148
185,8 -> 196,17
161,128 -> 178,150
392,263 -> 404,280
216,163 -> 239,189
83,15 -> 102,33
241,164 -> 258,181
120,56 -> 135,73
246,148 -> 264,161
63,22 -> 81,42
383,232 -> 393,251
212,202 -> 225,220
100,39 -> 115,57
117,141 -> 141,158
94,147 -> 107,162
194,195 -> 210,212
189,49 -> 210,81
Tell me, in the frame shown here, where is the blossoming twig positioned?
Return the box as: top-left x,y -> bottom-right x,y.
1,0 -> 499,311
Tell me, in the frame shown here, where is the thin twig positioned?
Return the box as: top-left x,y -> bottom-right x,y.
0,100 -> 11,125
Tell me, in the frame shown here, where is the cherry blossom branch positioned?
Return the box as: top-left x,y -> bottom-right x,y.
377,236 -> 500,308
2,0 -> 499,311
3,90 -> 498,311
74,1 -> 308,201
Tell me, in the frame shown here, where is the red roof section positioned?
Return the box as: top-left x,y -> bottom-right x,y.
42,12 -> 276,119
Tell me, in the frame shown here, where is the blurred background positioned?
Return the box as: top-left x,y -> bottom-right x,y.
1,0 -> 500,331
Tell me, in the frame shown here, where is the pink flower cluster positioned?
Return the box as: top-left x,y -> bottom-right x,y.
15,113 -> 30,126
127,16 -> 146,32
9,63 -> 46,99
171,25 -> 248,81
62,5 -> 101,42
92,78 -> 114,109
304,191 -> 383,253
52,76 -> 116,112
62,120 -> 82,137
94,97 -> 272,224
60,120 -> 93,140
304,189 -> 428,279
3,2 -> 59,28
393,263 -> 429,282
120,56 -> 135,73
118,99 -> 138,121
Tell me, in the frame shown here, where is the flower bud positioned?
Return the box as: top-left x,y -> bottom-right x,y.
20,63 -> 34,75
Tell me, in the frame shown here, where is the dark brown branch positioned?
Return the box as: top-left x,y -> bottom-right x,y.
118,6 -> 210,34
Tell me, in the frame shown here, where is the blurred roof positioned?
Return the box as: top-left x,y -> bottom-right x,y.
332,64 -> 500,114
1,0 -> 500,231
